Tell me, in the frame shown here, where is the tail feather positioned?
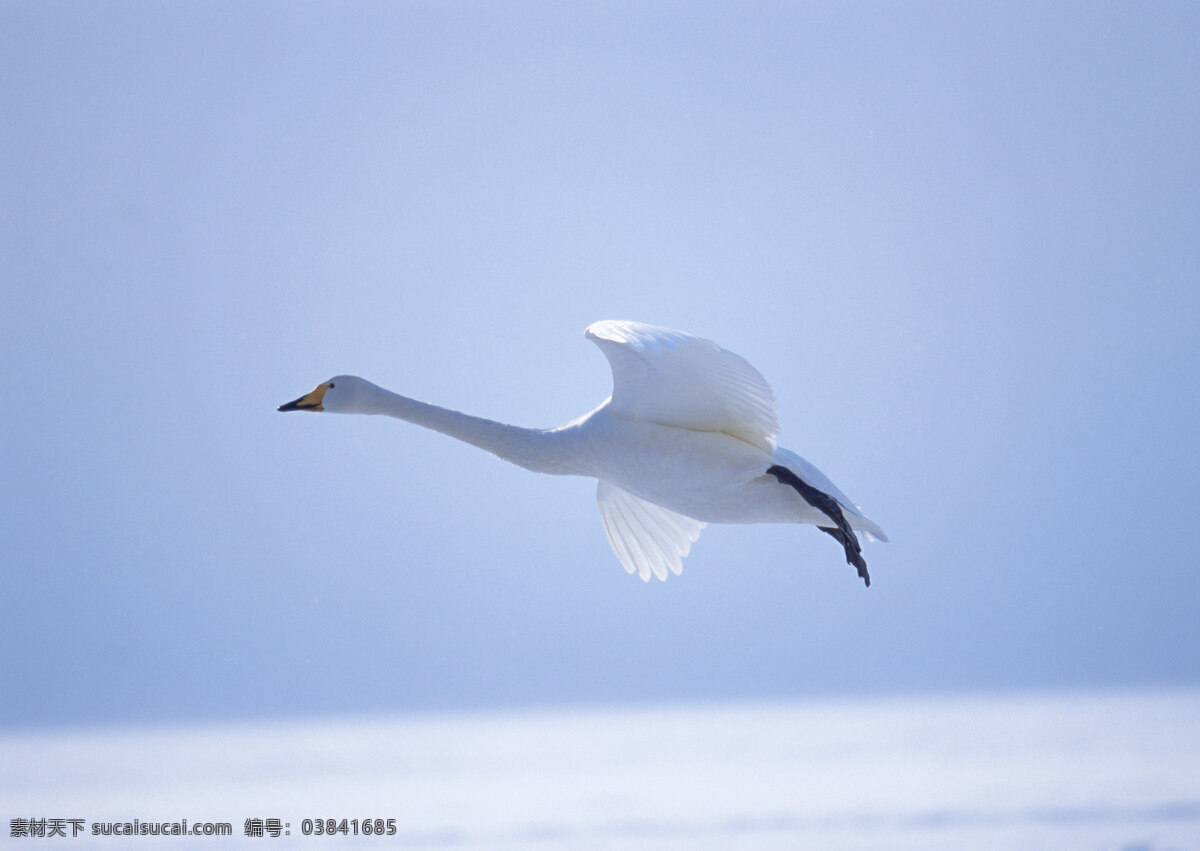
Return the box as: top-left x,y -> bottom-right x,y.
772,447 -> 887,542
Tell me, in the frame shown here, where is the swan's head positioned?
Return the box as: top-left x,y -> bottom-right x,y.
278,375 -> 374,413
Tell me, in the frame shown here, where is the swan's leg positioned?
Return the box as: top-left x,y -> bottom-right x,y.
767,465 -> 871,587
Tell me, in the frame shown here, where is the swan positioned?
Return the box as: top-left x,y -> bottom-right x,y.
279,320 -> 887,585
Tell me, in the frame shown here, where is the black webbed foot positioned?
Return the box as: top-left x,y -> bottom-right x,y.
818,526 -> 871,587
767,464 -> 871,587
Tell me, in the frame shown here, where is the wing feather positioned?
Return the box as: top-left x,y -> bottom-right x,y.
597,481 -> 706,581
586,320 -> 780,453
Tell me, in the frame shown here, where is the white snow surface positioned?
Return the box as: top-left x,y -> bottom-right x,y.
4,689 -> 1199,849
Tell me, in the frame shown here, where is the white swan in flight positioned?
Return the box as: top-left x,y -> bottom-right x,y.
280,320 -> 887,585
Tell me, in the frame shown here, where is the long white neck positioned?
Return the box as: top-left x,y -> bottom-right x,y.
350,381 -> 579,475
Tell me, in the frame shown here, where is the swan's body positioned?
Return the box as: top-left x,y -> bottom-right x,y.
280,320 -> 886,585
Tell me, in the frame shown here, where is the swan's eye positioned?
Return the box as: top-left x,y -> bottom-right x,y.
328,382 -> 335,388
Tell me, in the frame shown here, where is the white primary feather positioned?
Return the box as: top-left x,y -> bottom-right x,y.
597,480 -> 706,581
585,320 -> 780,454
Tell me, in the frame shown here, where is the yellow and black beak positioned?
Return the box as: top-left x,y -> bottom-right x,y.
278,383 -> 330,412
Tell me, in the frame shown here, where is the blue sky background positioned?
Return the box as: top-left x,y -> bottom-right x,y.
3,1 -> 1198,729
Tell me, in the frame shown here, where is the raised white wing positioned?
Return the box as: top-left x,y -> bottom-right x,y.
596,480 -> 706,581
773,447 -> 889,543
585,320 -> 780,453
